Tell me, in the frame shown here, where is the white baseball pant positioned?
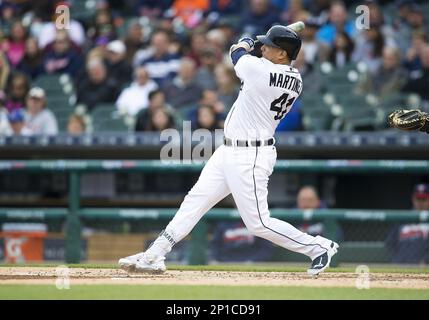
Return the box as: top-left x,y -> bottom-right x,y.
147,144 -> 332,261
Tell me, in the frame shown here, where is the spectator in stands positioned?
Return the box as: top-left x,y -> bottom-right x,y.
104,40 -> 132,88
7,108 -> 31,136
76,59 -> 120,111
192,104 -> 222,131
214,18 -> 238,49
186,89 -> 226,127
301,17 -> 327,65
210,220 -> 274,263
206,28 -> 229,59
386,183 -> 429,264
328,31 -> 354,69
135,89 -> 173,131
404,30 -> 428,73
24,87 -> 58,135
87,8 -> 117,47
162,57 -> 203,109
186,30 -> 207,68
207,0 -> 242,17
295,186 -> 327,237
137,0 -> 173,19
42,30 -> 83,77
356,47 -> 407,100
0,1 -> 17,37
4,72 -> 29,112
0,90 -> 12,135
214,64 -> 239,112
0,52 -> 10,91
240,0 -> 280,38
402,45 -> 429,102
67,114 -> 86,135
1,20 -> 27,67
201,89 -> 226,116
123,22 -> 146,64
205,0 -> 242,29
36,9 -> 86,50
16,37 -> 44,80
116,66 -> 158,117
294,47 -> 321,94
305,0 -> 331,18
366,1 -> 396,46
276,99 -> 303,132
195,47 -> 218,91
392,0 -> 414,52
316,1 -> 356,47
280,0 -> 308,26
294,185 -> 344,242
134,29 -> 181,86
146,108 -> 175,132
352,27 -> 385,74
404,3 -> 429,35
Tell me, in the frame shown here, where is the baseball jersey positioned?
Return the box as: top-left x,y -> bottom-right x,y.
224,54 -> 303,140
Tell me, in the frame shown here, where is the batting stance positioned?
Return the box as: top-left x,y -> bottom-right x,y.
119,26 -> 339,276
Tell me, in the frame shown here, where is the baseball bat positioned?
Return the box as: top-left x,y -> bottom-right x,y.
287,21 -> 306,32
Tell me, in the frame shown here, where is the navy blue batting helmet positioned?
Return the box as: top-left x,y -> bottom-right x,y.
256,25 -> 302,60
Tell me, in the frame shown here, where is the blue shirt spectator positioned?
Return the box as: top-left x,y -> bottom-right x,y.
240,0 -> 280,38
161,58 -> 203,110
16,38 -> 43,80
210,221 -> 274,262
209,0 -> 242,15
386,183 -> 429,264
134,30 -> 181,86
42,31 -> 83,78
316,2 -> 356,47
276,98 -> 302,132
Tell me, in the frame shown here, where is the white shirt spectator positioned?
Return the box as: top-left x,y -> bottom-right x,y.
24,109 -> 58,135
0,108 -> 12,136
116,80 -> 158,116
35,21 -> 85,49
116,66 -> 158,116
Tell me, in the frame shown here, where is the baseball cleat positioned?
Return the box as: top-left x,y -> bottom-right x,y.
118,252 -> 145,271
134,253 -> 166,274
307,241 -> 339,276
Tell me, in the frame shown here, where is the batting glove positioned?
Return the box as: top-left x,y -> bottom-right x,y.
229,36 -> 256,55
238,37 -> 255,52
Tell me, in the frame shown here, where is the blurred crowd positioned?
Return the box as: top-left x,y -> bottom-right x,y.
0,0 -> 429,136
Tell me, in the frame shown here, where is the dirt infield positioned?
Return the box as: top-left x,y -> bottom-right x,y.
0,267 -> 429,289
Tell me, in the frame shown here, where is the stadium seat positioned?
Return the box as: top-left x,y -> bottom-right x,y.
70,0 -> 97,23
302,107 -> 333,131
91,104 -> 129,132
47,95 -> 71,109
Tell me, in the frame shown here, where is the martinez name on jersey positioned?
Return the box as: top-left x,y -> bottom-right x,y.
269,72 -> 302,94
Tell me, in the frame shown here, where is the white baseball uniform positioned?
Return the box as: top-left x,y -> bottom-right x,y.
146,52 -> 333,261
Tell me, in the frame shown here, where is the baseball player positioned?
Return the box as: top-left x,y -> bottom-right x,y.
119,26 -> 339,276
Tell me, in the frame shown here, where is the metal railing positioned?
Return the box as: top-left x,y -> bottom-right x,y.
0,159 -> 428,264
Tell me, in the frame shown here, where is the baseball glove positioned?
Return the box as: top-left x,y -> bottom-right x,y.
388,109 -> 429,133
